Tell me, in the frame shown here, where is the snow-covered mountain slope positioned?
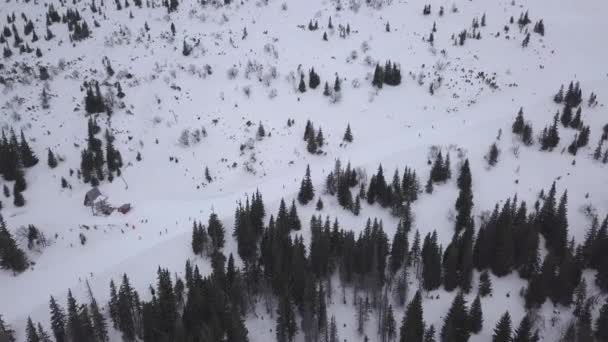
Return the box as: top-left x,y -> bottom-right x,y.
1,0 -> 607,340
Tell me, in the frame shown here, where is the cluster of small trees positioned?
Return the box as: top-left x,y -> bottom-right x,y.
324,160 -> 360,214
80,118 -> 123,185
84,81 -> 106,114
0,214 -> 29,273
538,112 -> 560,151
425,149 -> 451,193
303,120 -> 325,154
0,11 -> 44,58
367,164 -> 420,217
0,128 -> 38,207
422,4 -> 432,15
593,124 -> 608,163
512,108 -> 534,146
533,19 -> 545,36
372,61 -> 402,88
233,191 -> 265,264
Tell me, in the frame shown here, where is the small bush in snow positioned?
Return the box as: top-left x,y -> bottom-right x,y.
243,86 -> 251,98
227,66 -> 239,79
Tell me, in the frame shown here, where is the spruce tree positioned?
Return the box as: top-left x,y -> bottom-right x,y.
385,305 -> 396,341
0,214 -> 29,272
422,231 -> 442,290
309,68 -> 320,89
47,149 -> 58,168
0,314 -> 16,342
353,196 -> 361,215
298,75 -> 306,93
343,124 -> 353,143
561,105 -> 573,127
316,197 -> 324,211
522,124 -> 533,146
468,295 -> 483,334
440,292 -> 469,342
307,133 -> 318,154
297,165 -> 315,205
512,314 -> 533,342
36,323 -> 52,342
66,290 -> 85,342
19,130 -> 39,167
513,108 -> 525,134
399,291 -> 425,342
596,300 -> 608,342
487,143 -> 499,166
492,311 -> 512,342
49,296 -> 67,342
323,82 -> 331,96
478,270 -> 493,297
276,292 -> 297,342
26,317 -> 40,342
88,289 -> 109,342
207,212 -> 225,251
288,200 -> 301,231
423,325 -> 436,342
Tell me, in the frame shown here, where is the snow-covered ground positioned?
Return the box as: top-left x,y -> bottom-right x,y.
1,0 -> 607,340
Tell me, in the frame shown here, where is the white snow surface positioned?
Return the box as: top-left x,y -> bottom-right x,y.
1,0 -> 608,340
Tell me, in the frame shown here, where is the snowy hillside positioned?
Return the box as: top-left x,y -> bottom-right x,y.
1,0 -> 608,340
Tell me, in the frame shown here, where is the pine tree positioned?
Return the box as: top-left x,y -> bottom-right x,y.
316,197 -> 324,211
288,201 -> 301,231
373,64 -> 384,88
309,68 -> 320,89
26,317 -> 40,342
323,82 -> 331,96
276,292 -> 297,342
88,287 -> 109,342
257,122 -> 266,139
19,130 -> 39,167
66,290 -> 85,342
47,149 -> 58,168
343,124 -> 353,143
0,314 -> 16,342
468,295 -> 483,334
512,108 -> 525,134
298,75 -> 307,93
298,165 -> 315,205
487,143 -> 499,166
116,274 -> 137,341
423,325 -> 436,342
399,291 -> 425,342
512,314 -> 533,342
596,300 -> 608,342
561,105 -> 573,127
353,196 -> 361,215
440,292 -> 469,342
108,280 -> 119,328
36,323 -> 52,342
492,312 -> 512,342
0,214 -> 29,272
316,128 -> 324,147
478,270 -> 493,297
207,212 -> 225,251
422,231 -> 442,291
307,133 -> 318,154
49,296 -> 67,342
385,305 -> 396,341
